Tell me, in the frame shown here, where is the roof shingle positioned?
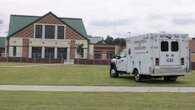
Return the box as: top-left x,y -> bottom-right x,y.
0,37 -> 6,48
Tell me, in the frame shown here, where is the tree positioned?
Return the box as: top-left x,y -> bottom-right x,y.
77,44 -> 84,58
96,35 -> 126,47
114,38 -> 126,47
104,35 -> 114,45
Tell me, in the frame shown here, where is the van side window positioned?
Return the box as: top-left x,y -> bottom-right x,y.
161,41 -> 169,52
171,41 -> 179,52
128,48 -> 131,55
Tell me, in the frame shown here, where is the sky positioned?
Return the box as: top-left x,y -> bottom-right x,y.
0,0 -> 195,38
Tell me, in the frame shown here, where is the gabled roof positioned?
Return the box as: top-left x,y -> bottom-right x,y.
8,12 -> 88,39
0,37 -> 6,48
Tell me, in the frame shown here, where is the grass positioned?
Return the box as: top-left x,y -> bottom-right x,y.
0,63 -> 194,86
0,92 -> 194,110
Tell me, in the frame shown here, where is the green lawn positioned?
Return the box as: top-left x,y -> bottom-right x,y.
0,63 -> 194,86
0,92 -> 194,110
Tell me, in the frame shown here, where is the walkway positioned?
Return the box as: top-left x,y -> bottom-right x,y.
0,85 -> 195,93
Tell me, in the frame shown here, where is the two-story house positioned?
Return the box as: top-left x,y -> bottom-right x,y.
6,12 -> 89,62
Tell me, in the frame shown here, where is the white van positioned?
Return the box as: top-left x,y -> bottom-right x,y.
110,33 -> 191,82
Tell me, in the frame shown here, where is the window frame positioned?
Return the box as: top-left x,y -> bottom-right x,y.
45,47 -> 55,59
13,46 -> 17,57
57,26 -> 65,39
45,25 -> 55,39
171,41 -> 179,52
161,41 -> 169,52
34,25 -> 43,38
128,48 -> 131,55
57,48 -> 67,59
31,47 -> 42,59
34,24 -> 66,39
94,51 -> 102,59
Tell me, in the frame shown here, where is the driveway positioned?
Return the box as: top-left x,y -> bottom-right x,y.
0,85 -> 195,93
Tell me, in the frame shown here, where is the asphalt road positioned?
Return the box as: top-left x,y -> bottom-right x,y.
0,85 -> 195,93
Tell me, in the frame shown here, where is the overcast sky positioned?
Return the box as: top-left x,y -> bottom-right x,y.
0,0 -> 195,38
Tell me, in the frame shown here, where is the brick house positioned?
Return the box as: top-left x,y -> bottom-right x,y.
6,12 -> 89,62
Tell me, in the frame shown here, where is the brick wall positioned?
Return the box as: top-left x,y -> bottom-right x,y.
74,59 -> 110,65
0,57 -> 64,63
22,39 -> 29,57
66,26 -> 84,40
70,40 -> 76,59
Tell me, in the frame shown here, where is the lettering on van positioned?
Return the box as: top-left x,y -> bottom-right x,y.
134,40 -> 147,50
166,58 -> 174,62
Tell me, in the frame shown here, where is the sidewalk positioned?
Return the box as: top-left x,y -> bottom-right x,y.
0,85 -> 195,93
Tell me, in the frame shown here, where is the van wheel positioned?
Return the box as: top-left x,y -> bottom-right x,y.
164,76 -> 177,82
134,70 -> 143,82
110,67 -> 119,78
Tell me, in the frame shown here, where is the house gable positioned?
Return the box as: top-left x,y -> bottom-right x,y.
8,12 -> 88,40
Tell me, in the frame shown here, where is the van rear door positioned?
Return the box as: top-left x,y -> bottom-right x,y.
160,40 -> 180,66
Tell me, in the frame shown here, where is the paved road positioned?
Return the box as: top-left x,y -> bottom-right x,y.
0,85 -> 195,93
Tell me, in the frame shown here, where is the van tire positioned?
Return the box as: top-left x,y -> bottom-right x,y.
164,76 -> 177,82
110,66 -> 119,78
133,69 -> 143,82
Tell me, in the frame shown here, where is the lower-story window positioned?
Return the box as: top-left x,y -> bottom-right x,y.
107,51 -> 114,59
32,47 -> 42,59
94,51 -> 102,59
57,48 -> 67,59
45,48 -> 54,59
13,46 -> 17,57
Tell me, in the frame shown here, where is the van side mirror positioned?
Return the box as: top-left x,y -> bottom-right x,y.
116,56 -> 121,59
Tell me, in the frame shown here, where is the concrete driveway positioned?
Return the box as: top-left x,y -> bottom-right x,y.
0,85 -> 195,93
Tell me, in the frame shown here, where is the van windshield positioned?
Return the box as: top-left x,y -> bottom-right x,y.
171,41 -> 179,52
161,41 -> 169,52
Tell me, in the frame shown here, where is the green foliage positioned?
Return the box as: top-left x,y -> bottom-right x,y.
77,44 -> 84,57
97,35 -> 126,47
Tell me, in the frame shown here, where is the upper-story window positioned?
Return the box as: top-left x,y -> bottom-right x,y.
34,24 -> 65,39
35,25 -> 42,38
57,26 -> 65,39
45,25 -> 55,39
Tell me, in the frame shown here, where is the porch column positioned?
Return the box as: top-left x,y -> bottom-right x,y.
42,25 -> 45,39
67,47 -> 70,61
29,46 -> 32,58
83,49 -> 88,59
42,47 -> 45,59
55,25 -> 57,39
54,47 -> 57,59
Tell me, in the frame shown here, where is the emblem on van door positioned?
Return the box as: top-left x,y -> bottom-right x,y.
166,58 -> 173,62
